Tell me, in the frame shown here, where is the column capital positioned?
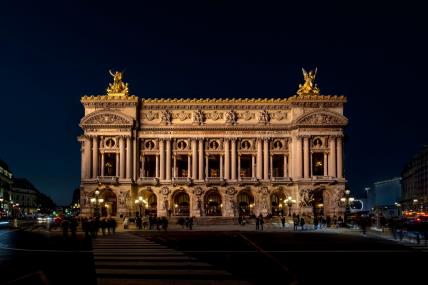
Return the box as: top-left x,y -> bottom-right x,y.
297,134 -> 311,139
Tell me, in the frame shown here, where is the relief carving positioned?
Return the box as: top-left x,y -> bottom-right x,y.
258,109 -> 270,125
160,110 -> 172,125
225,110 -> 237,125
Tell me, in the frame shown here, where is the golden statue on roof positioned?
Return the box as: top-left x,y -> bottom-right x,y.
297,68 -> 320,96
107,70 -> 129,96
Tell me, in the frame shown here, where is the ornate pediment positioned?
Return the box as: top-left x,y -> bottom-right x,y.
80,110 -> 134,129
295,111 -> 348,127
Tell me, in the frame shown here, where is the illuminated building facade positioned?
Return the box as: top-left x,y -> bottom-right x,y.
78,69 -> 348,219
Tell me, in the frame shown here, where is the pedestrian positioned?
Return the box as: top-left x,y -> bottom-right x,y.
61,219 -> 69,237
70,217 -> 78,238
259,214 -> 264,231
313,216 -> 318,230
281,216 -> 286,228
293,216 -> 299,231
255,216 -> 260,230
300,217 -> 305,231
188,216 -> 193,230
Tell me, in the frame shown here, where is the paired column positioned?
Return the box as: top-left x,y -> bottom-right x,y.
133,138 -> 137,181
159,139 -> 165,180
166,139 -> 171,180
237,155 -> 241,179
220,155 -> 223,179
337,136 -> 343,178
257,139 -> 263,179
126,137 -> 132,179
83,136 -> 92,179
328,137 -> 337,177
303,136 -> 310,178
198,139 -> 204,180
231,139 -> 237,180
173,155 -> 177,178
119,137 -> 125,178
284,155 -> 289,177
188,155 -> 191,178
101,153 -> 105,176
224,139 -> 230,180
252,155 -> 255,178
263,138 -> 269,180
295,136 -> 303,178
141,156 -> 145,177
192,139 -> 198,180
116,153 -> 119,177
155,155 -> 159,178
323,153 -> 328,176
92,136 -> 99,178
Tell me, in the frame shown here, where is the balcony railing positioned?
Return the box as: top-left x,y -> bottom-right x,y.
96,176 -> 119,184
137,177 -> 159,185
271,176 -> 292,183
173,177 -> 192,185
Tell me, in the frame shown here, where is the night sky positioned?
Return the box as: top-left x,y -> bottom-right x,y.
1,1 -> 427,205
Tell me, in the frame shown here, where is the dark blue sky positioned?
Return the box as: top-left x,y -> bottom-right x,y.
1,1 -> 427,205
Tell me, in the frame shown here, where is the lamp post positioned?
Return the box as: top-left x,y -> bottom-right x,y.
90,190 -> 103,217
135,196 -> 147,217
0,198 -> 3,216
286,196 -> 296,216
394,202 -> 401,217
340,189 -> 354,226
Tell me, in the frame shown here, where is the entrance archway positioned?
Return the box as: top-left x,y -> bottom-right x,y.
271,192 -> 286,216
173,191 -> 190,216
138,189 -> 157,217
100,189 -> 117,217
312,189 -> 324,217
237,191 -> 254,217
204,190 -> 222,216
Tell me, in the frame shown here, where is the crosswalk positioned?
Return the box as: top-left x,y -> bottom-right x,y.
92,233 -> 252,285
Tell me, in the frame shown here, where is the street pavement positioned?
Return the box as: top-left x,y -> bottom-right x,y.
1,222 -> 427,285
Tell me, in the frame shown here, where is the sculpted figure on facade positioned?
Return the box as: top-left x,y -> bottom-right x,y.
225,110 -> 237,125
107,70 -> 129,96
299,189 -> 314,207
297,68 -> 320,96
192,109 -> 205,125
258,109 -> 270,124
160,110 -> 172,125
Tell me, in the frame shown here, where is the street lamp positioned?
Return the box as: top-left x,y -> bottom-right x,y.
90,190 -> 103,217
394,202 -> 401,217
0,198 -> 4,215
340,189 -> 354,226
286,196 -> 296,216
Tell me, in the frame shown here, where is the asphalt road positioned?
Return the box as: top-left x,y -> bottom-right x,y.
0,226 -> 426,285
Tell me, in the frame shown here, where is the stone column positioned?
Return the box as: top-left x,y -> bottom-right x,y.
198,139 -> 204,180
337,136 -> 343,178
192,139 -> 197,180
238,155 -> 241,180
166,139 -> 171,180
141,156 -> 145,177
205,155 -> 209,178
288,140 -> 293,177
159,139 -> 165,180
224,139 -> 230,180
133,138 -> 137,181
220,155 -> 223,179
173,155 -> 177,178
115,153 -> 119,177
303,136 -> 310,178
295,136 -> 303,178
83,136 -> 92,179
263,138 -> 269,180
270,155 -> 273,178
155,155 -> 159,178
257,139 -> 263,179
252,155 -> 255,178
285,155 -> 289,177
126,137 -> 132,179
323,152 -> 328,176
188,155 -> 191,178
119,137 -> 125,178
231,139 -> 237,180
101,153 -> 105,176
328,137 -> 337,177
92,136 -> 99,178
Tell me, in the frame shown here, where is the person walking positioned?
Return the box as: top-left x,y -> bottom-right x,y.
300,217 -> 305,231
281,216 -> 286,228
255,216 -> 260,230
259,214 -> 264,231
293,215 -> 299,231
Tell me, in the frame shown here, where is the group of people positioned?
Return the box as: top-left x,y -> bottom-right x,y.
133,215 -> 169,231
177,216 -> 194,229
81,216 -> 117,238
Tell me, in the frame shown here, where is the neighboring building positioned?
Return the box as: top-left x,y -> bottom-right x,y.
11,178 -> 40,215
0,159 -> 13,216
78,69 -> 348,219
367,178 -> 401,218
401,146 -> 428,212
